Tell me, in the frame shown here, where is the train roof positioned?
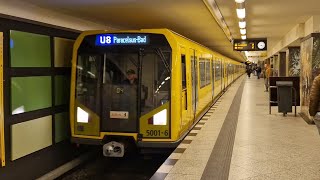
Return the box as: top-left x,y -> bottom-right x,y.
79,28 -> 235,61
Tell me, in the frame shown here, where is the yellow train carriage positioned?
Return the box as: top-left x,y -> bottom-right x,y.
70,29 -> 244,157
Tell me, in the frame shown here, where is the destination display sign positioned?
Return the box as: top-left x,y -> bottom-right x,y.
95,34 -> 149,46
233,39 -> 267,51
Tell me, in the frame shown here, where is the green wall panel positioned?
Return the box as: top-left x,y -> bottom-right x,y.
11,116 -> 52,160
10,30 -> 51,67
54,37 -> 74,67
11,76 -> 52,115
55,76 -> 70,106
55,112 -> 70,143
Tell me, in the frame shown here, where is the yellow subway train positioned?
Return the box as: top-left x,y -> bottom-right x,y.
70,29 -> 245,157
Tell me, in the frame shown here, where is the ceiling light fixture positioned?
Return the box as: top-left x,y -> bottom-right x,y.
236,0 -> 247,44
236,8 -> 246,19
235,0 -> 245,3
239,21 -> 246,28
240,28 -> 246,35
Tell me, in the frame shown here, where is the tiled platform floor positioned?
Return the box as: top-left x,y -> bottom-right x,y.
151,76 -> 320,180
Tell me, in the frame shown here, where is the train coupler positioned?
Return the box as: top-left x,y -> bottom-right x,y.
102,141 -> 125,157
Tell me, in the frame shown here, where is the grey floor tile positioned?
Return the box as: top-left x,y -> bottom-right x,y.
169,159 -> 207,175
228,164 -> 261,180
165,173 -> 201,180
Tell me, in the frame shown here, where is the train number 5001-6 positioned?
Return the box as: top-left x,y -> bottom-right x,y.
146,130 -> 168,136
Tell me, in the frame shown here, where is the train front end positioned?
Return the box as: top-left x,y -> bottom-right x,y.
70,30 -> 173,157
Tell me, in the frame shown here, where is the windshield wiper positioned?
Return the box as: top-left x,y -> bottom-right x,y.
129,56 -> 138,67
155,48 -> 171,73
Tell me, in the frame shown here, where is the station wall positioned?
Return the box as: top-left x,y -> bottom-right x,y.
0,15 -> 82,179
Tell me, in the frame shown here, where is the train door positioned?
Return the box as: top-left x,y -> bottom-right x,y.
221,60 -> 225,90
219,59 -> 222,93
233,64 -> 235,81
190,49 -> 198,120
226,62 -> 229,87
229,63 -> 231,84
100,52 -> 139,133
231,64 -> 233,82
0,32 -> 4,167
180,48 -> 189,127
224,62 -> 227,89
211,58 -> 215,100
98,48 -> 171,133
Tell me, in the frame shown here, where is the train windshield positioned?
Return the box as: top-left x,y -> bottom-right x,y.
75,33 -> 171,132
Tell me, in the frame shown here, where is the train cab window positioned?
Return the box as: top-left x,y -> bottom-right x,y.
181,55 -> 187,89
76,54 -> 102,114
141,51 -> 171,115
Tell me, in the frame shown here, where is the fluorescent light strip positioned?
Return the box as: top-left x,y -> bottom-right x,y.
239,21 -> 246,28
235,0 -> 245,3
236,8 -> 246,19
240,28 -> 246,35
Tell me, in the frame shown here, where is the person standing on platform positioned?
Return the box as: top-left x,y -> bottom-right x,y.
256,66 -> 262,79
309,74 -> 320,134
246,66 -> 252,78
263,64 -> 272,92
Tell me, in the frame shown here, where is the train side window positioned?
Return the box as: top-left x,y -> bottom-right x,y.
222,61 -> 224,78
205,59 -> 211,85
181,54 -> 187,110
212,59 -> 215,82
215,60 -> 221,81
181,54 -> 186,89
199,58 -> 206,88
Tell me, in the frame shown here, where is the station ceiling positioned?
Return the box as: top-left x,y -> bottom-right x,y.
20,0 -> 320,63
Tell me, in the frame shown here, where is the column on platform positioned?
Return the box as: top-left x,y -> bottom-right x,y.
278,52 -> 286,77
300,34 -> 320,121
286,47 -> 300,77
265,58 -> 270,65
270,57 -> 274,74
273,55 -> 279,76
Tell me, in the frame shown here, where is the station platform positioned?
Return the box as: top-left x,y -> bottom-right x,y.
151,76 -> 320,180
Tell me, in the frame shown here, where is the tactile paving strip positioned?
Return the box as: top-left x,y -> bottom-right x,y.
201,81 -> 245,180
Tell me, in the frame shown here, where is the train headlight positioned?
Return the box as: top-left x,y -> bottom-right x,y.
153,109 -> 167,125
77,107 -> 89,123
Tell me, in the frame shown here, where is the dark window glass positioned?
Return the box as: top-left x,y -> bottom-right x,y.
141,51 -> 171,115
215,60 -> 221,81
181,55 -> 186,89
212,59 -> 215,82
205,59 -> 211,85
76,54 -> 102,115
222,62 -> 225,78
76,49 -> 171,117
199,59 -> 206,88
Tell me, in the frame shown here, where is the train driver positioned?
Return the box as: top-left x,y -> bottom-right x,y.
123,69 -> 138,85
